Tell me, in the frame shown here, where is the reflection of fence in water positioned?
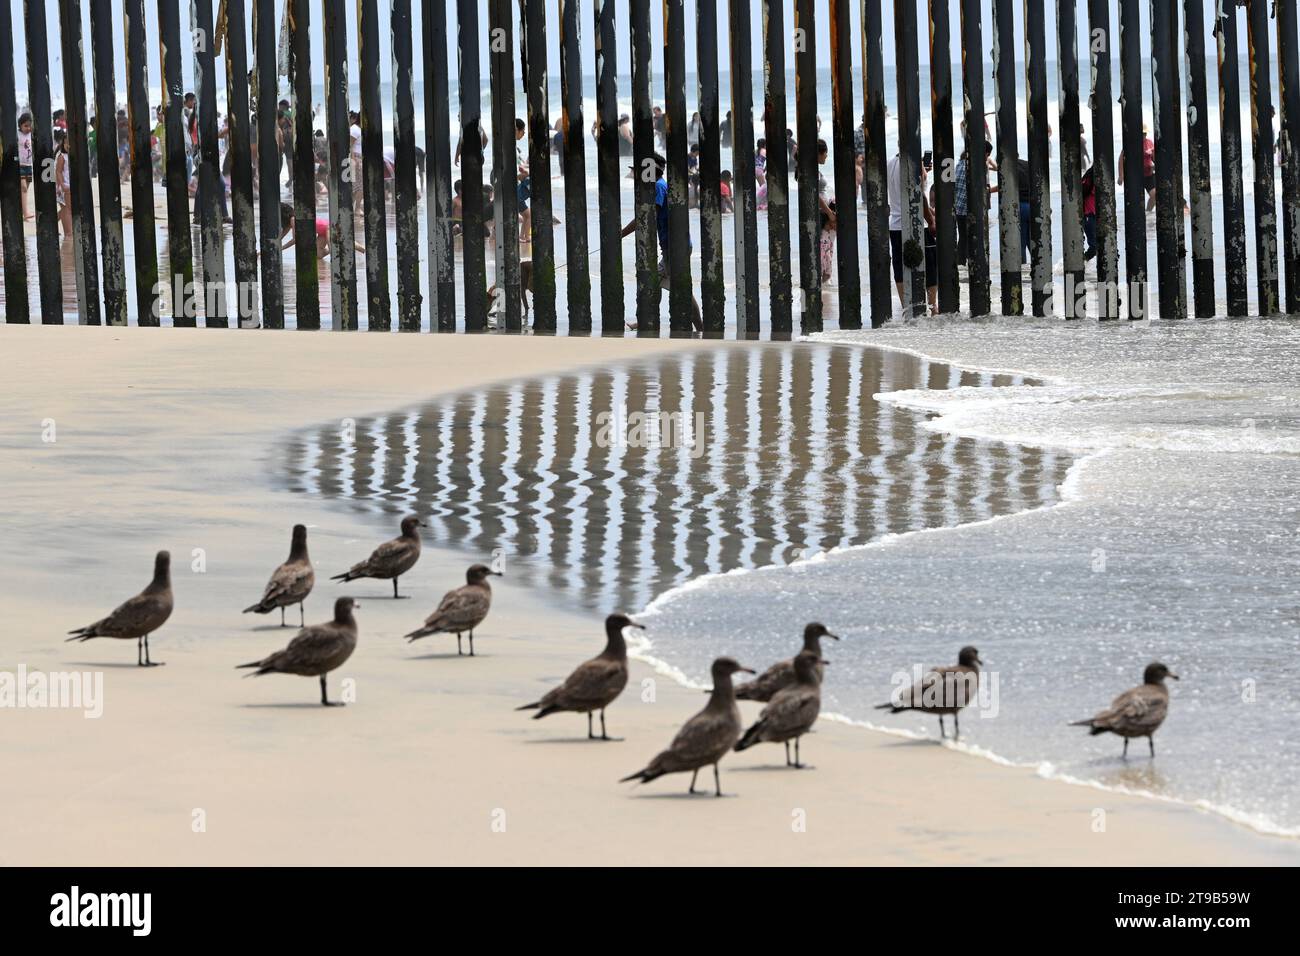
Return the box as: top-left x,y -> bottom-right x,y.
279,346 -> 1073,613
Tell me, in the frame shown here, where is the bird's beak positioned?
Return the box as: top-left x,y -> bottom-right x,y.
418,521 -> 428,528
627,620 -> 646,629
1168,673 -> 1180,680
739,666 -> 756,674
492,570 -> 503,576
353,602 -> 362,609
819,659 -> 830,666
826,631 -> 841,640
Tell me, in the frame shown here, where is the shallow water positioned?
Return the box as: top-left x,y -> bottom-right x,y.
276,342 -> 1070,614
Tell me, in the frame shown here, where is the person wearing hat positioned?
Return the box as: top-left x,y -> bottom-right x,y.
619,152 -> 703,331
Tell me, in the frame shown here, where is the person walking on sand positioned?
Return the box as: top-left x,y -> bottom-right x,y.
619,152 -> 703,332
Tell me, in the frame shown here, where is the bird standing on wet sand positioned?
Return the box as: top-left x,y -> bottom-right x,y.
736,622 -> 839,701
620,657 -> 755,797
330,515 -> 425,598
66,550 -> 173,667
1070,662 -> 1178,758
243,524 -> 315,626
735,650 -> 826,767
404,563 -> 500,656
236,597 -> 360,706
874,645 -> 983,739
516,613 -> 641,739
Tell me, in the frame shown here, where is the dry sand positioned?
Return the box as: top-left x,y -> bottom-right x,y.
0,324 -> 1295,866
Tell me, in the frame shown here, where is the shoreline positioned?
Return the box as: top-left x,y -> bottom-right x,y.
0,324 -> 1295,865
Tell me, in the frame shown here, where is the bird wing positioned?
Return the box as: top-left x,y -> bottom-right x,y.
260,561 -> 313,606
91,590 -> 173,637
558,658 -> 628,709
899,665 -> 976,709
278,625 -> 352,671
759,688 -> 821,737
666,708 -> 739,764
1095,685 -> 1168,734
424,585 -> 490,631
738,659 -> 794,699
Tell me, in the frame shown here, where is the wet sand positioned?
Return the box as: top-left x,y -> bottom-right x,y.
0,324 -> 1296,865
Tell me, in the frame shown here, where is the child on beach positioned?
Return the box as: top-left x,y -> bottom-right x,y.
18,113 -> 32,221
720,169 -> 734,214
1082,165 -> 1098,260
817,141 -> 835,283
278,202 -> 366,260
54,131 -> 71,239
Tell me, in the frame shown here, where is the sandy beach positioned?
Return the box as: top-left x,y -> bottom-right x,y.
1,324 -> 1296,866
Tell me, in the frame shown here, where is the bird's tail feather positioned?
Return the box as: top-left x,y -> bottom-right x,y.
619,768 -> 658,784
404,628 -> 431,642
64,631 -> 93,642
874,702 -> 902,712
242,603 -> 268,614
329,571 -> 352,582
515,701 -> 540,711
735,722 -> 762,752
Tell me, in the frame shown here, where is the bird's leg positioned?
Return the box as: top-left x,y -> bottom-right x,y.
320,675 -> 344,707
587,712 -> 594,739
600,709 -> 609,740
141,634 -> 161,667
469,630 -> 475,657
688,769 -> 698,794
280,606 -> 286,627
954,712 -> 960,741
939,715 -> 946,739
299,603 -> 305,627
137,637 -> 143,667
392,578 -> 399,599
794,737 -> 802,769
1122,738 -> 1129,759
1148,737 -> 1155,759
456,633 -> 463,655
784,740 -> 791,766
713,763 -> 723,797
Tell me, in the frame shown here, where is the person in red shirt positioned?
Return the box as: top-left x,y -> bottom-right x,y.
1117,124 -> 1157,210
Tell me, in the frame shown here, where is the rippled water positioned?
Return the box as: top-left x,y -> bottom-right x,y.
276,344 -> 1070,615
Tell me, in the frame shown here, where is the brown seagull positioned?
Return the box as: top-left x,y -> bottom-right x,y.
330,515 -> 425,598
66,550 -> 173,667
1070,662 -> 1179,758
404,563 -> 500,656
237,597 -> 360,706
620,657 -> 755,797
243,524 -> 314,627
516,613 -> 641,739
735,650 -> 825,767
736,622 -> 839,701
874,645 -> 983,739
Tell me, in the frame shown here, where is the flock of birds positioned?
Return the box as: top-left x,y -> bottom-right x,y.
63,515 -> 1180,796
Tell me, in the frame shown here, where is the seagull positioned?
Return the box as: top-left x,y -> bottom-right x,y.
66,550 -> 173,667
874,645 -> 983,739
404,563 -> 500,656
1070,662 -> 1178,758
736,622 -> 839,701
516,613 -> 641,739
735,650 -> 825,767
236,597 -> 360,706
330,515 -> 425,598
620,657 -> 754,797
243,524 -> 314,627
